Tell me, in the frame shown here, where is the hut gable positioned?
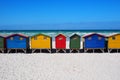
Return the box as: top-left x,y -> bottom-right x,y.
31,33 -> 50,38
83,33 -> 106,48
0,35 -> 4,38
107,33 -> 120,49
70,34 -> 80,49
108,33 -> 120,38
55,34 -> 66,49
70,34 -> 80,38
6,34 -> 29,49
30,33 -> 52,49
83,33 -> 106,38
55,34 -> 66,38
6,34 -> 28,39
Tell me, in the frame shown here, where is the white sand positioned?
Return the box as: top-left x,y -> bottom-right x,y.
0,53 -> 120,80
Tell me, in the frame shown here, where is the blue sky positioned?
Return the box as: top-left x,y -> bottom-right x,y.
0,0 -> 120,30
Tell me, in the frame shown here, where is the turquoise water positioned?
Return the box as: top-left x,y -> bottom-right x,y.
0,30 -> 120,36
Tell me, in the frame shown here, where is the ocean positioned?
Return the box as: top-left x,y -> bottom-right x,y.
0,30 -> 120,40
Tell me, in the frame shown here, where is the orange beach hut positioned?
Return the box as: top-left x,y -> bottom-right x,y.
108,33 -> 120,49
30,33 -> 52,52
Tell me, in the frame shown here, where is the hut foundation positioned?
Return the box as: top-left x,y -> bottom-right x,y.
70,49 -> 79,53
84,48 -> 105,53
108,49 -> 120,53
100,49 -> 105,53
108,49 -> 113,53
84,49 -> 88,53
32,49 -> 37,53
0,48 -> 4,53
32,49 -> 51,53
32,49 -> 41,53
7,49 -> 26,53
47,49 -> 51,53
56,49 -> 66,53
116,49 -> 119,53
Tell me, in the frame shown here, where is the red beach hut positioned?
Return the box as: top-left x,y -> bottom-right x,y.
55,34 -> 66,52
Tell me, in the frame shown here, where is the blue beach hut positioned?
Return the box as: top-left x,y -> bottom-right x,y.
83,33 -> 106,52
5,34 -> 29,53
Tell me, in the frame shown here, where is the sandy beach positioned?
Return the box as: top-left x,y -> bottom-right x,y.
0,53 -> 120,80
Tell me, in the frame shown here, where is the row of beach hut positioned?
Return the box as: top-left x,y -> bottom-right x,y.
0,33 -> 120,53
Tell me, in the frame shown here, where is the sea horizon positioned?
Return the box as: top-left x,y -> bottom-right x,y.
0,29 -> 120,31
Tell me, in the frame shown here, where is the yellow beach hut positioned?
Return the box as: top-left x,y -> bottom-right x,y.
107,33 -> 120,52
30,33 -> 52,53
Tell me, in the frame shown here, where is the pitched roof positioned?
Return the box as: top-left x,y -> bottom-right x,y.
107,33 -> 120,38
70,34 -> 80,38
0,34 -> 5,38
83,33 -> 106,38
55,34 -> 66,38
6,34 -> 28,38
31,33 -> 51,38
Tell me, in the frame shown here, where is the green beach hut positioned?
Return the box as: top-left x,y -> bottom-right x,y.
70,34 -> 81,52
0,35 -> 5,53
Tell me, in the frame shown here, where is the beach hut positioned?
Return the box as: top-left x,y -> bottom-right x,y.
83,33 -> 106,53
107,33 -> 120,52
0,35 -> 5,53
30,33 -> 52,53
70,34 -> 80,53
6,34 -> 29,53
55,34 -> 66,53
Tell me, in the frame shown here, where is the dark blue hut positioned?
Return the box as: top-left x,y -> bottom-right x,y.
83,33 -> 106,52
6,34 -> 29,53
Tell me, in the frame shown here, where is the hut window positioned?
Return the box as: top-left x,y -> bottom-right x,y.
34,36 -> 37,40
44,36 -> 47,40
112,36 -> 115,40
10,37 -> 13,40
59,37 -> 63,40
98,37 -> 102,40
20,37 -> 23,40
88,37 -> 92,40
73,37 -> 77,40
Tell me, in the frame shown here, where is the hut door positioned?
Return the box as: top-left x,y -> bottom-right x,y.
56,36 -> 66,49
71,36 -> 79,49
58,36 -> 66,49
59,37 -> 63,48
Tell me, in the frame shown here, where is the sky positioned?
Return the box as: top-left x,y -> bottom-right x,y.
0,0 -> 120,30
